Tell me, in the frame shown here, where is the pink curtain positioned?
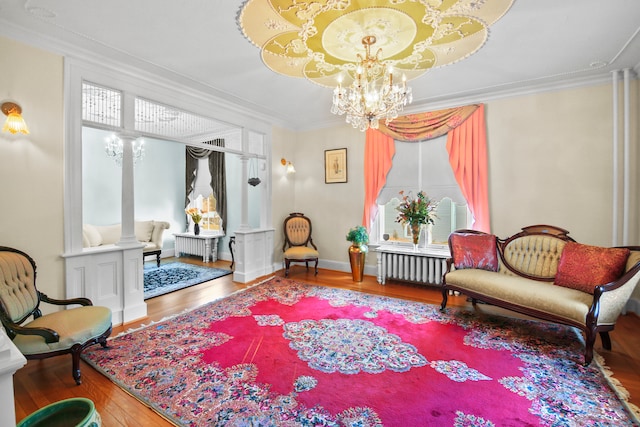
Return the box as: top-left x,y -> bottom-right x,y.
362,104 -> 490,232
446,104 -> 490,232
362,128 -> 395,230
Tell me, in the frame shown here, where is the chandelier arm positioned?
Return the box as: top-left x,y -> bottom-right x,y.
331,35 -> 413,131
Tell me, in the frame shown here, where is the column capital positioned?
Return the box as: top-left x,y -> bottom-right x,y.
116,130 -> 141,141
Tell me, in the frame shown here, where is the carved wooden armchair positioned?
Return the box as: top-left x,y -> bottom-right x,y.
0,246 -> 112,385
283,213 -> 319,277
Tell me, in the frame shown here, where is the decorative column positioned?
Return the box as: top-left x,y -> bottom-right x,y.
116,132 -> 146,323
63,133 -> 147,325
117,133 -> 138,246
238,154 -> 251,231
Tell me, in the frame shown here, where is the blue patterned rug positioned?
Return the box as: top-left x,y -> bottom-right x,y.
143,262 -> 232,299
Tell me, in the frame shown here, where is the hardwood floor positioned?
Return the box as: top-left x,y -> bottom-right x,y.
13,257 -> 640,425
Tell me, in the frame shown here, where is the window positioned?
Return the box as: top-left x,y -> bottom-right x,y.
378,197 -> 469,245
374,135 -> 472,245
82,82 -> 122,128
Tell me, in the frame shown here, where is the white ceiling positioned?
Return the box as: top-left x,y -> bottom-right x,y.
1,0 -> 639,131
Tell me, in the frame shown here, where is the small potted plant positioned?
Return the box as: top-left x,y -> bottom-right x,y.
346,225 -> 369,282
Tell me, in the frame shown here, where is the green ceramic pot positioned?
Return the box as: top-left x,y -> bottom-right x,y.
17,398 -> 101,427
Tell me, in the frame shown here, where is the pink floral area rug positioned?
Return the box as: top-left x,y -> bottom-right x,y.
82,277 -> 639,426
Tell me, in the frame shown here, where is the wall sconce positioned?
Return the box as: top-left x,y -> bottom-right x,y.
281,158 -> 296,174
1,102 -> 30,135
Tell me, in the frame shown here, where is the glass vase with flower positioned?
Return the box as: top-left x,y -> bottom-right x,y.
185,207 -> 203,235
395,190 -> 437,250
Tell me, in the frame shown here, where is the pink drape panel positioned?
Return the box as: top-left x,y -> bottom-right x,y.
362,104 -> 490,232
446,104 -> 490,232
362,128 -> 395,229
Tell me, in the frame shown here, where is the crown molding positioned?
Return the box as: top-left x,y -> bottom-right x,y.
0,19 -> 291,131
408,73 -> 623,114
2,17 -> 638,133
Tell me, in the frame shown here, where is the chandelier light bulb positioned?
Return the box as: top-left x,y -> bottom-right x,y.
105,135 -> 145,167
330,36 -> 412,131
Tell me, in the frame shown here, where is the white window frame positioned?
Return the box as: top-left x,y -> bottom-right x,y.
371,136 -> 472,247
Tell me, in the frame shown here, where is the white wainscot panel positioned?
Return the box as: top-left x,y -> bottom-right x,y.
64,245 -> 146,325
233,229 -> 274,283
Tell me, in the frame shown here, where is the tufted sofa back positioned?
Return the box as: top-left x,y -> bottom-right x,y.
498,235 -> 568,279
493,225 -> 575,281
0,248 -> 39,324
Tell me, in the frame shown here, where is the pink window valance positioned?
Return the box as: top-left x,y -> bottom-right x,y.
362,104 -> 490,233
378,105 -> 479,141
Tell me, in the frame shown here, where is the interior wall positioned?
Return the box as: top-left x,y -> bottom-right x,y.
193,152 -> 263,253
285,125 -> 366,270
82,128 -> 186,252
0,36 -> 65,303
83,128 -> 266,260
285,82 -> 639,275
3,34 -> 638,308
271,126 -> 303,264
486,83 -> 630,246
82,128 -> 122,224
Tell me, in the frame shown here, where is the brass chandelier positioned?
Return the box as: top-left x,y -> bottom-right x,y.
331,36 -> 412,131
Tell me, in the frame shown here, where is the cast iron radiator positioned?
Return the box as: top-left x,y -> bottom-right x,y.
176,238 -> 207,258
376,249 -> 449,285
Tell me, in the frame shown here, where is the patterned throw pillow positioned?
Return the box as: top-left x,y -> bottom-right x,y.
450,233 -> 499,272
555,242 -> 630,294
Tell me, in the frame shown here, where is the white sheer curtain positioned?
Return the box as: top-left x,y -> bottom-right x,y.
376,135 -> 466,206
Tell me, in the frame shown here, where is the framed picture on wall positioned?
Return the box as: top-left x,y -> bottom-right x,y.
325,148 -> 347,183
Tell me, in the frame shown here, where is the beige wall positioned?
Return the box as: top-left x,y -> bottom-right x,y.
271,126 -> 298,262
486,84 -> 637,246
0,37 -> 65,302
283,84 -> 639,267
277,125 -> 366,268
2,34 -> 638,307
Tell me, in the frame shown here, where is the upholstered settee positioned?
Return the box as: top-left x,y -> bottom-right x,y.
82,220 -> 170,267
441,225 -> 640,365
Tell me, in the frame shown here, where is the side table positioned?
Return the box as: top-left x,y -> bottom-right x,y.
174,232 -> 224,262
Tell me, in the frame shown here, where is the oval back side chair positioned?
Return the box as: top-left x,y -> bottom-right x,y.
0,246 -> 112,385
283,212 -> 319,277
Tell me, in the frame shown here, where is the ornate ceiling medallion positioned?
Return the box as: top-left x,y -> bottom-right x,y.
238,0 -> 514,88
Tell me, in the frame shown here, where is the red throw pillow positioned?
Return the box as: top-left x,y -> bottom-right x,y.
450,233 -> 498,272
555,242 -> 630,294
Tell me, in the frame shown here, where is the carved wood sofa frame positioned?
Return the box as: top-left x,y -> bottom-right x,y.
440,225 -> 640,365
